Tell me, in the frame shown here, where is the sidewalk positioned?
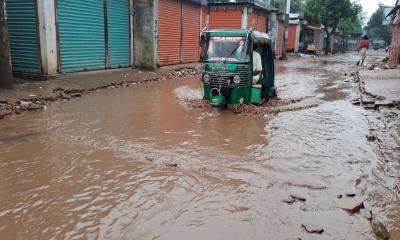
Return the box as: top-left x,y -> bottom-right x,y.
359,63 -> 400,146
360,68 -> 400,102
0,63 -> 200,102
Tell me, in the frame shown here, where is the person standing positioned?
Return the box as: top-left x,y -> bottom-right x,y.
357,36 -> 369,66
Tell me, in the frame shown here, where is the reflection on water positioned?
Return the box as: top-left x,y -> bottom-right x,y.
0,76 -> 398,239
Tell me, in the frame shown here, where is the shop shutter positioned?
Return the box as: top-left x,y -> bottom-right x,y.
256,14 -> 267,33
107,0 -> 130,68
182,1 -> 200,63
57,0 -> 105,73
5,0 -> 40,73
287,25 -> 297,51
158,0 -> 181,66
209,8 -> 242,30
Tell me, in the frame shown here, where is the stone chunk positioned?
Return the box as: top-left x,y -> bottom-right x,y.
343,201 -> 364,213
301,223 -> 324,234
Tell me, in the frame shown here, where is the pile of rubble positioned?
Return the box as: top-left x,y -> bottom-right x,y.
0,67 -> 200,120
367,62 -> 397,71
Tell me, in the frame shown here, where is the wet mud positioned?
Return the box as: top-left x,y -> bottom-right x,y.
1,52 -> 399,240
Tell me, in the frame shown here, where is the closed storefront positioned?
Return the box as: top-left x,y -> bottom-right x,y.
57,0 -> 130,73
158,0 -> 201,66
5,0 -> 41,73
287,24 -> 297,51
107,0 -> 130,68
247,11 -> 267,32
57,0 -> 105,73
209,7 -> 242,29
158,0 -> 181,66
182,1 -> 200,63
256,14 -> 267,33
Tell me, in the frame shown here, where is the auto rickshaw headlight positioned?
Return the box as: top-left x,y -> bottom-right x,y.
233,75 -> 240,84
203,74 -> 210,83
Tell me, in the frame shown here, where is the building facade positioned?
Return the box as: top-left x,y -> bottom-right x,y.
4,0 -> 203,76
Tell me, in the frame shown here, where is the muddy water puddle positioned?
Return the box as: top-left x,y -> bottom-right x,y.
0,68 -> 399,239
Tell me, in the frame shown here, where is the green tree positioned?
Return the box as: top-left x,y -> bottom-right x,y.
303,0 -> 363,54
290,0 -> 304,13
365,5 -> 393,43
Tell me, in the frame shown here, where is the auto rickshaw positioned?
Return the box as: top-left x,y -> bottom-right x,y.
199,29 -> 276,107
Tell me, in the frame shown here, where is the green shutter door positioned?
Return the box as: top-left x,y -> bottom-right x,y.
107,0 -> 130,68
57,0 -> 105,73
5,0 -> 40,73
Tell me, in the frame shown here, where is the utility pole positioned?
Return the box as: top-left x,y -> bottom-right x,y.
0,0 -> 13,89
280,0 -> 290,60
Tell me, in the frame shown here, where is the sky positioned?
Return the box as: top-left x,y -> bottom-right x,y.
361,0 -> 396,18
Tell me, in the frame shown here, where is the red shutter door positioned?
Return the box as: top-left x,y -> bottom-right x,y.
182,2 -> 200,63
256,15 -> 267,33
209,8 -> 242,30
158,0 -> 181,66
287,25 -> 296,51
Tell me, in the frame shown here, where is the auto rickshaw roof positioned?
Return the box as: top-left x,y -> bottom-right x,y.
253,31 -> 272,45
206,29 -> 249,37
206,29 -> 271,45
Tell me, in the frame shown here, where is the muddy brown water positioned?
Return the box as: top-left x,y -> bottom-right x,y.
1,57 -> 400,239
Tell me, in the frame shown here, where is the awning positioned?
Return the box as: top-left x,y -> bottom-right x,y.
306,25 -> 322,31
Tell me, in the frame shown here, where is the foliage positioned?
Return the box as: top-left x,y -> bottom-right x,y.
365,5 -> 393,43
338,17 -> 363,35
290,0 -> 304,13
303,0 -> 363,53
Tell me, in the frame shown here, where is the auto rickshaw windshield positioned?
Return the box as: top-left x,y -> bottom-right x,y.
205,36 -> 250,63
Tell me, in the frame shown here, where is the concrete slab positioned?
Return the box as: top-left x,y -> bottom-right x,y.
360,68 -> 400,102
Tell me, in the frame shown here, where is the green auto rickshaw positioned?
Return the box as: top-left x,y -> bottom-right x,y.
200,29 -> 276,107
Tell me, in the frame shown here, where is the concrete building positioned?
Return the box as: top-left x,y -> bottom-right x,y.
4,0 -> 203,77
203,0 -> 269,33
287,13 -> 301,53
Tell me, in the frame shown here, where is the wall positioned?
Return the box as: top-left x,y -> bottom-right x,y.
37,0 -> 57,75
134,0 -> 156,69
275,21 -> 284,56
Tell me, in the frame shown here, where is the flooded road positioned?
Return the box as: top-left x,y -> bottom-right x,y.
1,53 -> 399,239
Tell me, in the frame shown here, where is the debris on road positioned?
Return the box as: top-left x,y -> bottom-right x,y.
301,223 -> 324,234
366,134 -> 377,142
342,201 -> 364,213
371,220 -> 391,240
282,197 -> 296,204
360,209 -> 373,220
290,194 -> 306,202
166,163 -> 178,167
345,192 -> 356,197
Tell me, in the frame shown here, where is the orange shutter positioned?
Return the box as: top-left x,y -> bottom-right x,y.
182,1 -> 200,63
158,0 -> 181,66
209,8 -> 242,30
287,24 -> 297,51
256,14 -> 267,33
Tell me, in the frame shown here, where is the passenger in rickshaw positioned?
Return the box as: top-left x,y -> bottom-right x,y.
252,47 -> 263,85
